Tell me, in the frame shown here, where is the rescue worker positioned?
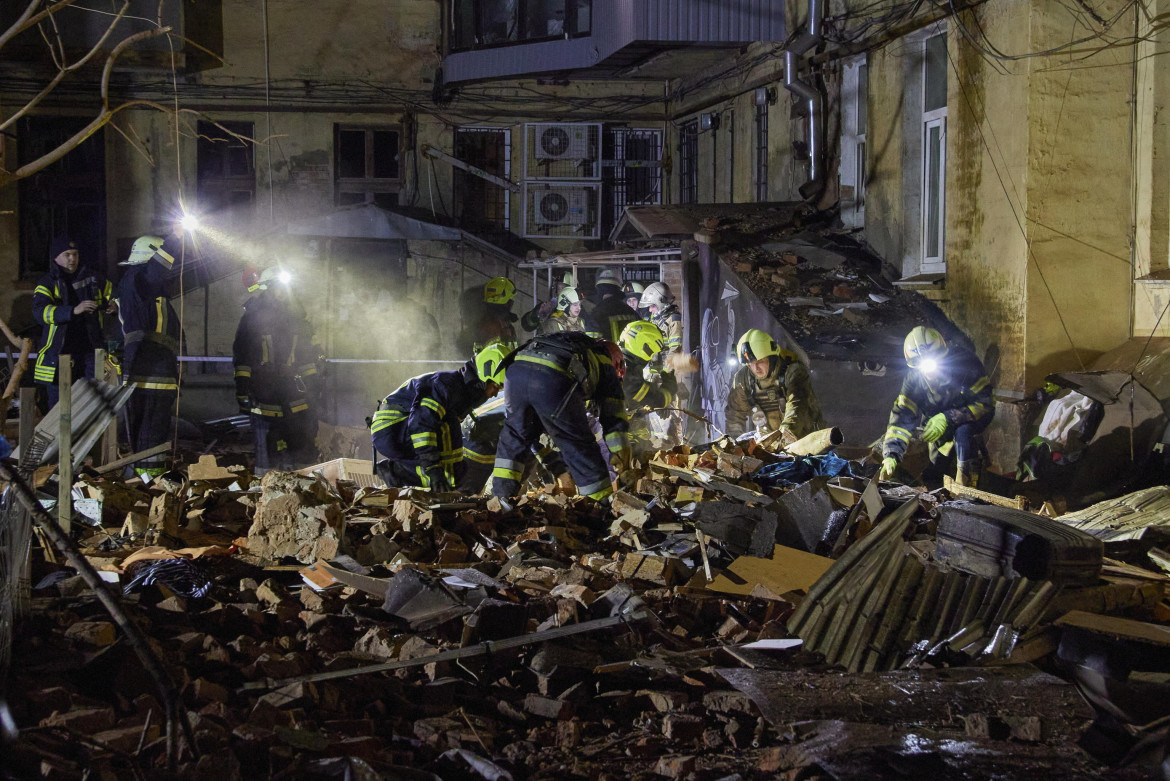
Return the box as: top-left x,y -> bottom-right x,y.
536,287 -> 586,335
618,320 -> 677,451
639,282 -> 683,358
491,332 -> 629,504
475,276 -> 518,346
32,235 -> 114,409
585,270 -> 639,343
233,267 -> 321,471
371,341 -> 509,491
459,394 -> 573,494
725,329 -> 825,443
117,235 -> 180,477
878,326 -> 993,487
622,281 -> 645,314
520,271 -> 573,332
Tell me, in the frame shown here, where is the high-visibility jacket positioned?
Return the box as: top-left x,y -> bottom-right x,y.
32,264 -> 112,384
370,361 -> 487,489
882,346 -> 993,460
116,260 -> 180,391
584,294 -> 640,343
652,304 -> 684,356
725,353 -> 824,438
233,291 -> 319,418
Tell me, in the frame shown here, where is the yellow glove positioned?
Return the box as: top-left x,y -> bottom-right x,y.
878,456 -> 899,481
922,413 -> 949,443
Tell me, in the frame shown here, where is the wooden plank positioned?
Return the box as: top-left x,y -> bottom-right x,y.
94,443 -> 172,475
1054,610 -> 1170,647
943,475 -> 1028,510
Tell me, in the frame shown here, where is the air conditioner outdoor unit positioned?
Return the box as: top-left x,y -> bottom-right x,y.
533,123 -> 591,161
533,188 -> 590,226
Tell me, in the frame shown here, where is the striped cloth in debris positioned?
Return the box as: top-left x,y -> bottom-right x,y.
123,558 -> 211,599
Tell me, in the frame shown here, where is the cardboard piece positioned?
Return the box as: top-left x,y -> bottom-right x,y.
119,545 -> 234,569
706,544 -> 833,597
300,559 -> 391,598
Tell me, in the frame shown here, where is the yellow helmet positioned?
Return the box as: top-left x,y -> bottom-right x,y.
484,276 -> 516,305
619,320 -> 665,361
736,329 -> 780,364
557,287 -> 581,312
475,340 -> 513,384
903,326 -> 948,370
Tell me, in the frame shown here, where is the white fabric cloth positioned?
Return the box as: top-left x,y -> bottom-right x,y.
1038,391 -> 1097,445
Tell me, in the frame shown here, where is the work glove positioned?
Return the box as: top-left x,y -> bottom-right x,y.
922,413 -> 949,443
878,456 -> 899,481
237,396 -> 252,415
424,465 -> 451,493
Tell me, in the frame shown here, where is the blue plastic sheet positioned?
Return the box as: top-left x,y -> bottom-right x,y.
750,451 -> 855,488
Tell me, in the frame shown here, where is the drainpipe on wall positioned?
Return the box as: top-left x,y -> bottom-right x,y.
784,0 -> 824,199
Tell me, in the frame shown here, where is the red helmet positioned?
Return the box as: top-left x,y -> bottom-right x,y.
242,266 -> 260,291
602,340 -> 626,379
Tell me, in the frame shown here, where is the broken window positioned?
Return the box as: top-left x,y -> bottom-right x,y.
602,127 -> 663,238
678,120 -> 698,205
922,33 -> 947,269
17,116 -> 106,280
453,127 -> 511,238
335,126 -> 401,207
196,120 -> 255,222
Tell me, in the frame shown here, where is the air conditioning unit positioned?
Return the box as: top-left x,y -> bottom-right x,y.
533,188 -> 590,226
533,123 -> 591,161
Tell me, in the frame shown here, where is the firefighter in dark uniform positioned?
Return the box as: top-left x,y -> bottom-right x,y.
233,267 -> 322,471
878,326 -> 994,487
725,329 -> 825,443
617,320 -> 677,452
459,394 -> 573,494
584,270 -> 640,343
32,235 -> 115,409
491,332 -> 629,504
370,341 -> 508,491
116,236 -> 180,477
475,276 -> 519,346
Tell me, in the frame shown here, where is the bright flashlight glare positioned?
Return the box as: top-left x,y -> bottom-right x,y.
180,213 -> 200,232
919,357 -> 939,375
727,358 -> 738,367
277,270 -> 292,285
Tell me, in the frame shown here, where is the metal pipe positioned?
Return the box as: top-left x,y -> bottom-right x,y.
784,0 -> 824,189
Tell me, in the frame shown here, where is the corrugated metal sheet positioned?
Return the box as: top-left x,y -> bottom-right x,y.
444,0 -> 784,84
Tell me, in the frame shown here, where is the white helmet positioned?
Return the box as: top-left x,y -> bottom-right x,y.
639,281 -> 674,309
557,287 -> 581,312
120,235 -> 175,268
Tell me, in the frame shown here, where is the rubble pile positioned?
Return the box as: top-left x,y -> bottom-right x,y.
4,438 -> 1170,779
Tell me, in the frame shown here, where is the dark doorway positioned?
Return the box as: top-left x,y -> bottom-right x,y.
18,116 -> 106,280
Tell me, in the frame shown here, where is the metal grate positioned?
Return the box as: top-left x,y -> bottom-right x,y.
454,127 -> 511,239
602,127 -> 663,239
678,120 -> 698,204
755,102 -> 769,202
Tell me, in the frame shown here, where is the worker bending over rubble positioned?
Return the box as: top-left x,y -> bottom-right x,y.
725,328 -> 825,443
878,326 -> 993,487
536,287 -> 586,335
370,340 -> 510,491
617,320 -> 676,451
117,236 -> 181,477
459,394 -> 573,494
233,267 -> 321,472
492,332 -> 630,505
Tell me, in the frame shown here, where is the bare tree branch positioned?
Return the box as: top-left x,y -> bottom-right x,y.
0,0 -> 87,50
0,1 -> 131,134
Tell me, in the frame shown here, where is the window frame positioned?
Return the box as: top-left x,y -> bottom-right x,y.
453,126 -> 512,231
754,99 -> 769,202
678,119 -> 698,205
920,32 -> 948,272
334,124 -> 402,206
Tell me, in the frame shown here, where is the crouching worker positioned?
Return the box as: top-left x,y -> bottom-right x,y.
725,329 -> 825,444
459,395 -> 573,494
370,341 -> 510,491
878,326 -> 993,486
492,332 -> 629,505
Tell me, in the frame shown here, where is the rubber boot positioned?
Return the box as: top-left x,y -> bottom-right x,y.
956,459 -> 981,488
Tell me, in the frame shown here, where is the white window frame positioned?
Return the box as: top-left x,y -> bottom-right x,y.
839,56 -> 867,229
920,33 -> 948,273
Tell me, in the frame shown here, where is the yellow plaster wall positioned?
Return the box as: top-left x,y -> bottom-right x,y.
1022,0 -> 1134,383
860,43 -> 906,267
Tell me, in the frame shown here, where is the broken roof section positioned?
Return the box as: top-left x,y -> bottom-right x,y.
610,202 -> 806,245
287,203 -> 523,264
